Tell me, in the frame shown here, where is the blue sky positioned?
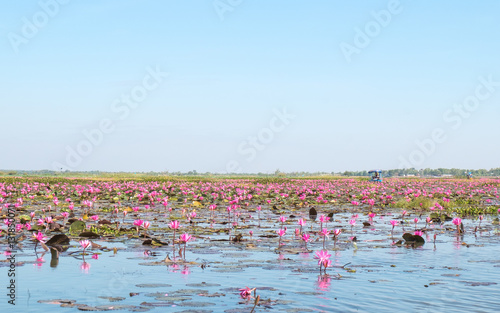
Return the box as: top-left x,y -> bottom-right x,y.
1,0 -> 499,173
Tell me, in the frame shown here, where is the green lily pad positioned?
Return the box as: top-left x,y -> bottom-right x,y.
69,220 -> 86,234
178,302 -> 215,307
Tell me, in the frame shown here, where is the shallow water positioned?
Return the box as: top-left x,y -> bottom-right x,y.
2,210 -> 500,313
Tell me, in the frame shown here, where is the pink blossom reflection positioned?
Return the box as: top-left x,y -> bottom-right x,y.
316,275 -> 331,291
34,257 -> 44,267
80,261 -> 91,273
181,265 -> 191,275
169,263 -> 180,273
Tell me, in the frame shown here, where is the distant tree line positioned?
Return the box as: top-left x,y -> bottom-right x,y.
342,168 -> 500,177
1,168 -> 499,178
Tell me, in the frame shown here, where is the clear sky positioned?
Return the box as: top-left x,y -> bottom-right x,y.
1,0 -> 499,173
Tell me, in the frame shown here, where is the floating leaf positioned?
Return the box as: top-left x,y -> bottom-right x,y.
70,221 -> 86,234
309,207 -> 317,221
46,234 -> 70,246
136,283 -> 172,288
38,299 -> 76,305
79,231 -> 100,238
186,282 -> 221,287
178,301 -> 215,307
97,296 -> 126,302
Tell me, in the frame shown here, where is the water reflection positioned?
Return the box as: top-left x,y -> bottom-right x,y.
34,256 -> 44,267
80,261 -> 91,273
316,275 -> 331,291
181,265 -> 191,276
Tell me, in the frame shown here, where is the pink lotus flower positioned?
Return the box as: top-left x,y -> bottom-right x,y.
298,218 -> 306,227
179,233 -> 193,243
90,215 -> 99,221
414,230 -> 423,236
143,221 -> 150,229
92,253 -> 99,260
390,220 -> 398,234
133,219 -> 143,227
32,231 -> 47,243
169,220 -> 180,229
179,233 -> 193,259
314,250 -> 331,272
79,240 -> 91,252
239,286 -> 254,298
276,229 -> 286,237
452,217 -> 462,234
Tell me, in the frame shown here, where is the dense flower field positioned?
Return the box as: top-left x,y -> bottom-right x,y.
1,177 -> 499,311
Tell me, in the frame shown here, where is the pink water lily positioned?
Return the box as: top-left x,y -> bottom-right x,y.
32,231 -> 47,243
169,220 -> 180,229
453,217 -> 462,234
79,240 -> 91,259
301,233 -> 310,250
239,286 -> 255,298
276,228 -> 286,248
179,233 -> 193,243
179,233 -> 193,259
390,220 -> 399,235
314,250 -> 332,273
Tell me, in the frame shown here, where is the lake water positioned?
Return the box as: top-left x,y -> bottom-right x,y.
2,210 -> 500,313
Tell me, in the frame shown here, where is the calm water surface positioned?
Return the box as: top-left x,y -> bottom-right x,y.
2,212 -> 500,313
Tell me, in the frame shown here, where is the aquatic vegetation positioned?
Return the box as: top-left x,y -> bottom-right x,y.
0,176 -> 499,311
